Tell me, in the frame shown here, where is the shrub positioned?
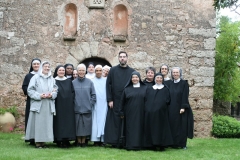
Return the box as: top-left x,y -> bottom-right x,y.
212,114 -> 240,138
0,106 -> 18,118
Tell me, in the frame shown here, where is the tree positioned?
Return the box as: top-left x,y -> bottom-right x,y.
214,16 -> 240,104
213,0 -> 240,15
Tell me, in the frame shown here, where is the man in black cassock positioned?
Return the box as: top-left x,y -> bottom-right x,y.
104,51 -> 135,147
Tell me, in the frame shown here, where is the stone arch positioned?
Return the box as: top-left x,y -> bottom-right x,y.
63,3 -> 77,39
113,4 -> 128,42
80,57 -> 112,68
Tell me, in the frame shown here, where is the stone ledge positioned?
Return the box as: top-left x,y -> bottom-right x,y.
113,35 -> 126,42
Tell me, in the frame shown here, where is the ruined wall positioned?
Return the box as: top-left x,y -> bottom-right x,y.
0,0 -> 216,137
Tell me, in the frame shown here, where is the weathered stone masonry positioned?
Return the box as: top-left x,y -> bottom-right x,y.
0,0 -> 216,137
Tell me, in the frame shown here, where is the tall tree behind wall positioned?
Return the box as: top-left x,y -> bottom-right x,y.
214,16 -> 240,104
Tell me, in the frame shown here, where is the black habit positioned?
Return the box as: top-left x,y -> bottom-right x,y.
168,80 -> 194,148
104,64 -> 135,145
120,71 -> 147,150
53,79 -> 76,142
143,78 -> 155,87
144,86 -> 173,147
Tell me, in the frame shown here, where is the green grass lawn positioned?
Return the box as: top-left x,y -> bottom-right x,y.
0,133 -> 239,160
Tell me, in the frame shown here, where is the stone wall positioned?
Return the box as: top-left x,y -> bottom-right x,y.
0,0 -> 216,137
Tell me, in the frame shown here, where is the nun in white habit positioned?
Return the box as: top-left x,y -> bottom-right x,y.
25,61 -> 58,148
91,65 -> 108,145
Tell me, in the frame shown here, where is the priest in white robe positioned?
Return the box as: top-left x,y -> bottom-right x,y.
91,65 -> 108,146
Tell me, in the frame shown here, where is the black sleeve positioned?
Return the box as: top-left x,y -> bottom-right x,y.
181,80 -> 190,109
106,68 -> 113,102
22,74 -> 30,96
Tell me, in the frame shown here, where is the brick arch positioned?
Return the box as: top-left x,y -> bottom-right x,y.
64,3 -> 77,37
113,4 -> 128,41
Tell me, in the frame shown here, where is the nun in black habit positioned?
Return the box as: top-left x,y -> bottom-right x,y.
144,73 -> 173,150
168,67 -> 194,149
120,71 -> 147,150
53,65 -> 76,148
64,63 -> 74,80
160,64 -> 171,88
22,58 -> 41,144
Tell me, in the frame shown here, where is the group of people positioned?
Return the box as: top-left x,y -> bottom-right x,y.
22,51 -> 193,151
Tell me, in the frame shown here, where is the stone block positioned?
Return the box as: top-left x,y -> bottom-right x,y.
90,42 -> 99,56
204,38 -> 216,50
190,67 -> 214,77
194,77 -> 214,87
189,28 -> 216,37
189,87 -> 213,99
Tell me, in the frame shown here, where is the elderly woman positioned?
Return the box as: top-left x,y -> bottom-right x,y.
53,65 -> 76,148
86,62 -> 95,80
64,63 -> 74,80
22,58 -> 41,145
120,71 -> 147,150
72,63 -> 96,147
168,67 -> 193,149
102,65 -> 111,77
159,64 -> 171,87
143,67 -> 156,87
144,73 -> 173,151
25,61 -> 58,148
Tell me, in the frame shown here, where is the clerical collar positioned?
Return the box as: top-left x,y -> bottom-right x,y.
133,82 -> 140,88
153,84 -> 164,90
164,77 -> 170,81
174,78 -> 181,83
66,75 -> 72,78
30,71 -> 38,74
55,76 -> 67,81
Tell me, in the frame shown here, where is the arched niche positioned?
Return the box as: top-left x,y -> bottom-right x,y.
113,4 -> 128,42
80,57 -> 112,68
63,3 -> 77,41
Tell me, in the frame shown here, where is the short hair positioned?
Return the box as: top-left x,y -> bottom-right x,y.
118,51 -> 128,57
159,64 -> 169,73
95,64 -> 103,70
145,67 -> 156,74
77,63 -> 86,71
171,67 -> 183,79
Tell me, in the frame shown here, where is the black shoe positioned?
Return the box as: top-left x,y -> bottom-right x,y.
77,143 -> 81,147
81,143 -> 87,148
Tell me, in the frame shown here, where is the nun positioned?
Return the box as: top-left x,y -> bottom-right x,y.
53,65 -> 76,148
64,63 -> 74,80
85,62 -> 95,80
159,64 -> 171,87
168,67 -> 194,149
22,58 -> 41,145
144,73 -> 173,151
120,71 -> 147,150
73,69 -> 78,80
102,65 -> 111,77
25,61 -> 58,148
91,65 -> 108,146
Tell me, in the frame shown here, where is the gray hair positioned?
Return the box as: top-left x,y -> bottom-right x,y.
145,67 -> 156,74
171,67 -> 183,79
77,63 -> 86,71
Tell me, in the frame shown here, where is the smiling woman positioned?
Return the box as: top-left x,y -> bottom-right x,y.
25,61 -> 58,148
